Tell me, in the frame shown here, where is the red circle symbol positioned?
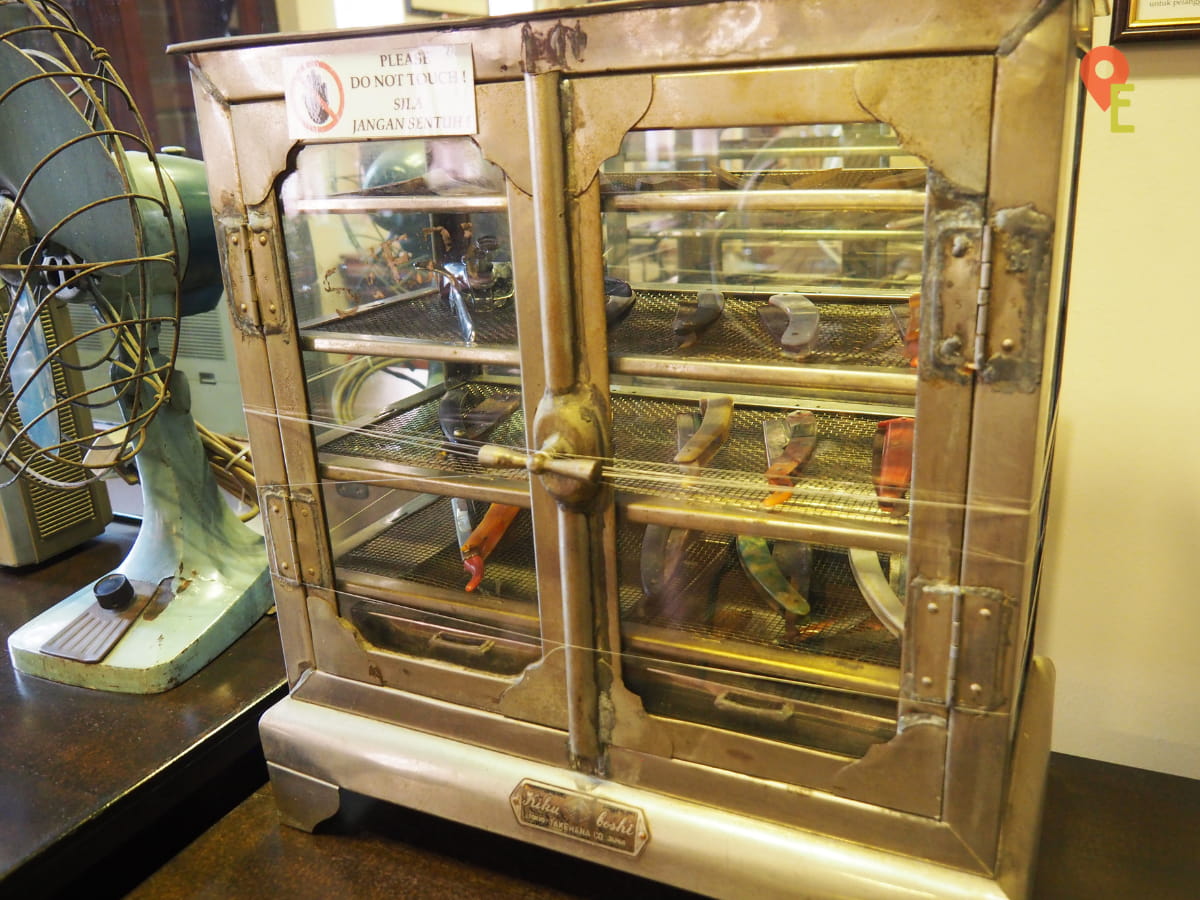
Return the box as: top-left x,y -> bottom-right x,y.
290,60 -> 345,133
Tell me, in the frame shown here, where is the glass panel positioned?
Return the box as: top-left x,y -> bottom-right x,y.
601,124 -> 924,369
602,123 -> 923,757
281,139 -> 516,350
279,138 -> 538,681
606,390 -> 896,526
325,484 -> 541,677
301,355 -> 535,677
619,516 -> 901,756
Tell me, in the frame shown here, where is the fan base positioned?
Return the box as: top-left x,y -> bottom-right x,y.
7,564 -> 271,694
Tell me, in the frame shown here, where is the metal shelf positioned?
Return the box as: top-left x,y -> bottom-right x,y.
316,380 -> 911,551
288,195 -> 508,215
603,188 -> 925,214
607,287 -> 918,396
301,284 -> 520,355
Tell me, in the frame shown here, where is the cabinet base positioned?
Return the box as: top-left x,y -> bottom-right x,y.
260,661 -> 1053,900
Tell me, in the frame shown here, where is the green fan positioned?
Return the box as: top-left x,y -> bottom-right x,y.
0,0 -> 269,692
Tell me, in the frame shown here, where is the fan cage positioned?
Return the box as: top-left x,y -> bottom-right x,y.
0,0 -> 183,488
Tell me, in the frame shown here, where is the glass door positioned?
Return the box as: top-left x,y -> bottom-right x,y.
562,60 -> 992,806
274,98 -> 567,719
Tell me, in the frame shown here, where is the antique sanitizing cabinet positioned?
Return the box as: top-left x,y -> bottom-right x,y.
180,2 -> 1084,896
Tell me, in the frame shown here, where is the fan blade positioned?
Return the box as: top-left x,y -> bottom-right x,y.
4,284 -> 59,448
0,39 -> 137,265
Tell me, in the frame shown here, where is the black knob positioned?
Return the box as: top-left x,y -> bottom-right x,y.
94,573 -> 135,611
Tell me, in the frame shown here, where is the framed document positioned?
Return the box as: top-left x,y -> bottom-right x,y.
405,0 -> 489,18
1112,0 -> 1200,42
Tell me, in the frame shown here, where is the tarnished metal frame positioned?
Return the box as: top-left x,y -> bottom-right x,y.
941,2 -> 1081,873
180,0 -> 1080,892
188,77 -> 315,687
177,0 -> 1066,99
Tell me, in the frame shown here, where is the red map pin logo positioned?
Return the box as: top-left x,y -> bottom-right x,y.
1081,46 -> 1130,111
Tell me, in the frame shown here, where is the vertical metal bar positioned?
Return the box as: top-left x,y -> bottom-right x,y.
525,70 -> 577,393
557,509 -> 600,768
525,70 -> 600,769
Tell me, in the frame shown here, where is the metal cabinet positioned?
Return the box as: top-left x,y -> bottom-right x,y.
179,2 -> 1084,896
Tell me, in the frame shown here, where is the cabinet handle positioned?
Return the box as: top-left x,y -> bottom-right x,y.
713,691 -> 795,723
477,443 -> 601,485
427,631 -> 495,658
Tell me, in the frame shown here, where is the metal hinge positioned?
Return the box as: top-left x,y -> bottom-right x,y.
260,486 -> 327,588
924,184 -> 984,384
971,223 -> 994,373
976,205 -> 1054,392
223,215 -> 287,336
223,223 -> 262,333
909,580 -> 1015,712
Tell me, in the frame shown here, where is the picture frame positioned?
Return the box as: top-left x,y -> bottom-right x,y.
1111,0 -> 1200,42
405,0 -> 490,18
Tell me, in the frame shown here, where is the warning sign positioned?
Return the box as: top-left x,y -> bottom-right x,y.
287,60 -> 345,133
283,44 -> 477,141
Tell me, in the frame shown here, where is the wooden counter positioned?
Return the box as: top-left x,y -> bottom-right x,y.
0,520 -> 287,898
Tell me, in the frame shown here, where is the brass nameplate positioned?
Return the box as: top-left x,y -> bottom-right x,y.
509,780 -> 649,856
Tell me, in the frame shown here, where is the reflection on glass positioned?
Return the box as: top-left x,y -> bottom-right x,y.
602,123 -> 923,758
602,124 -> 924,289
620,517 -> 903,756
320,478 -> 540,677
277,136 -> 538,682
280,138 -> 515,347
601,123 -> 926,370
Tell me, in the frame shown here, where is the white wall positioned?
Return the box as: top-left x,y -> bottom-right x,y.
274,0 -> 335,33
274,0 -> 547,32
1035,16 -> 1200,779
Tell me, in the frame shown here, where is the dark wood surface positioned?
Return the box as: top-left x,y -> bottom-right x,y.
0,520 -> 287,899
120,751 -> 1200,900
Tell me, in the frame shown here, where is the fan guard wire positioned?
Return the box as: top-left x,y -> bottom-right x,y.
0,0 -> 182,491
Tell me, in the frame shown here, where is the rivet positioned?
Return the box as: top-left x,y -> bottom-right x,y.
921,675 -> 934,687
231,234 -> 239,245
280,562 -> 290,571
951,234 -> 970,257
258,233 -> 268,245
938,334 -> 963,361
980,607 -> 992,619
970,683 -> 983,694
1001,338 -> 1016,352
269,304 -> 277,313
927,601 -> 939,614
240,303 -> 248,313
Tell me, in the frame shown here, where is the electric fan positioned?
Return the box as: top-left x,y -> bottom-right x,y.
0,0 -> 270,693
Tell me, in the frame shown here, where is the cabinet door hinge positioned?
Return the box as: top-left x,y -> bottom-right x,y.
908,580 -> 1015,711
223,217 -> 287,336
976,205 -> 1054,392
261,486 -> 327,588
223,223 -> 263,333
971,223 -> 994,373
923,181 -> 985,384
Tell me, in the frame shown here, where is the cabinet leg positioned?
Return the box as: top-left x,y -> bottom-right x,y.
267,761 -> 342,832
